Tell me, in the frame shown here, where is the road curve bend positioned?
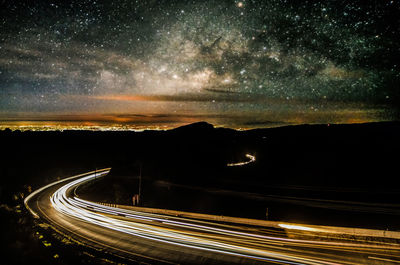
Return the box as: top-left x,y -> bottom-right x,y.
25,169 -> 400,265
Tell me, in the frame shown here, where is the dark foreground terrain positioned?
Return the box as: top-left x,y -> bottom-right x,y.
1,121 -> 400,264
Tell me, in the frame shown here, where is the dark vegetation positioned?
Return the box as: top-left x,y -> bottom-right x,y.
78,121 -> 400,229
1,121 -> 400,264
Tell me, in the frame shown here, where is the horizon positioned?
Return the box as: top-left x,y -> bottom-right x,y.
0,114 -> 397,132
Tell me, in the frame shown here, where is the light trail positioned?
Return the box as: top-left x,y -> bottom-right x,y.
25,169 -> 400,264
48,170 -> 331,265
278,224 -> 318,232
227,154 -> 256,167
24,168 -> 111,218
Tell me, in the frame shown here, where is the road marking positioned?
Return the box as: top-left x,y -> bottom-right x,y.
368,256 -> 400,263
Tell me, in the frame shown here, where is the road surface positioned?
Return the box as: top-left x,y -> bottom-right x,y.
25,169 -> 400,264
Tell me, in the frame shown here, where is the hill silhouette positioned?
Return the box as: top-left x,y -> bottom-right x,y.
1,121 -> 400,230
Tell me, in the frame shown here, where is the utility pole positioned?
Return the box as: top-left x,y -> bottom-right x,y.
138,163 -> 142,206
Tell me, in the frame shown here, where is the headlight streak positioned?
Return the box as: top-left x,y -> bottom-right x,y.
23,168 -> 400,265
67,197 -> 400,255
227,154 -> 256,167
48,170 -> 344,265
278,224 -> 317,232
24,168 -> 111,218
55,195 -> 400,253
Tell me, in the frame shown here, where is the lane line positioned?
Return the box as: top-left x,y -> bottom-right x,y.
368,256 -> 400,263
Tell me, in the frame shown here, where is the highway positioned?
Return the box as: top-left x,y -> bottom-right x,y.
25,169 -> 400,264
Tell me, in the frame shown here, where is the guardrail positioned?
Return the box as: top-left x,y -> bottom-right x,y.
117,205 -> 400,242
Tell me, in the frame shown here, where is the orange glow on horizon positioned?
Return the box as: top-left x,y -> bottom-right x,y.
91,95 -> 155,102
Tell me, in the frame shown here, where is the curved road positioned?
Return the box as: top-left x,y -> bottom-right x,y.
25,169 -> 400,264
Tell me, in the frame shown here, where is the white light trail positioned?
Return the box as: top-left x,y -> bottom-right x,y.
25,169 -> 400,265
227,154 -> 256,167
278,224 -> 318,232
47,169 -> 341,265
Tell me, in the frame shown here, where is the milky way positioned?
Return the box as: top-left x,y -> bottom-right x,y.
0,0 -> 399,129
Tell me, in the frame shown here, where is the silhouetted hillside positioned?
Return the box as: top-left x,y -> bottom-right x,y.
1,121 -> 400,195
1,121 -> 400,230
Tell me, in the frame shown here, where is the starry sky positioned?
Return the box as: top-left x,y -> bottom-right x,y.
0,0 -> 399,129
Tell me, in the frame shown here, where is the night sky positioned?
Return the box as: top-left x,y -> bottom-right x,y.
0,0 -> 399,129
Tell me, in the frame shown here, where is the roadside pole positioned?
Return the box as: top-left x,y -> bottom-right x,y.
138,163 -> 142,206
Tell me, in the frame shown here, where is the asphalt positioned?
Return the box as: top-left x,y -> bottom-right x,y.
25,169 -> 400,265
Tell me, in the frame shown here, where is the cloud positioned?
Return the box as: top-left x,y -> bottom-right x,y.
0,0 -> 398,122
